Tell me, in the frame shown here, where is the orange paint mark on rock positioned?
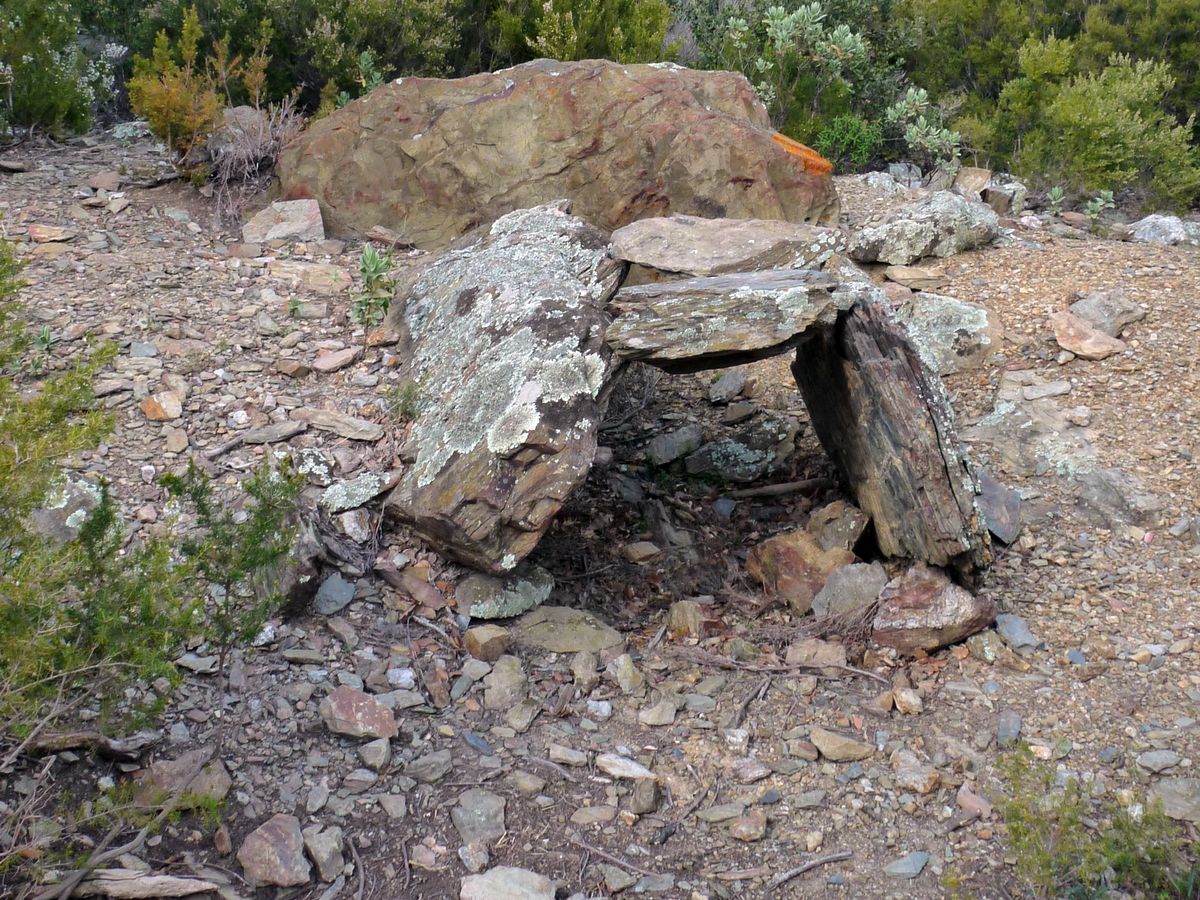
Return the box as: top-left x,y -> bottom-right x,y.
771,133 -> 834,175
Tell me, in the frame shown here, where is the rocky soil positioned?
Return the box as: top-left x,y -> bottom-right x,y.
1,131 -> 1199,899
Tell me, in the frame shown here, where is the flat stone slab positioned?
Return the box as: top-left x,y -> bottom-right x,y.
610,215 -> 844,280
606,269 -> 844,373
512,606 -> 623,653
243,199 -> 325,243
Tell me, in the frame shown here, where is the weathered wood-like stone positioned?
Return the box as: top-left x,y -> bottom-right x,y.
606,269 -> 844,373
792,297 -> 991,575
385,204 -> 622,573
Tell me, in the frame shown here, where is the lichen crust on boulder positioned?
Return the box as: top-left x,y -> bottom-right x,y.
385,202 -> 624,573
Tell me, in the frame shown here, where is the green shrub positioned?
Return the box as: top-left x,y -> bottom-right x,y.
0,0 -> 121,134
1017,55 -> 1200,208
0,241 -> 190,730
998,747 -> 1199,898
814,113 -> 883,171
529,0 -> 672,63
127,6 -> 223,161
162,459 -> 302,676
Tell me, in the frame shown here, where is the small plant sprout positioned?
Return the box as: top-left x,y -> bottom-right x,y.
384,379 -> 422,421
1083,189 -> 1116,225
352,243 -> 395,327
1046,185 -> 1066,215
34,325 -> 57,353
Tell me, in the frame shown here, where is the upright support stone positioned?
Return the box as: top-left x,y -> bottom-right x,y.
384,203 -> 623,574
792,298 -> 991,576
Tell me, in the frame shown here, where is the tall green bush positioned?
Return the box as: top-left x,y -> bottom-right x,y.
0,0 -> 120,134
1027,55 -> 1200,207
0,242 -> 189,728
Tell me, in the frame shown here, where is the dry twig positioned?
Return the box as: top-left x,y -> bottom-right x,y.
763,851 -> 853,892
666,645 -> 888,685
568,833 -> 660,878
725,478 -> 836,499
729,675 -> 771,729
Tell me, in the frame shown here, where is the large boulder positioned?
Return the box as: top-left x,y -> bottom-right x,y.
385,203 -> 622,573
1128,214 -> 1200,247
278,59 -> 839,249
849,192 -> 1000,265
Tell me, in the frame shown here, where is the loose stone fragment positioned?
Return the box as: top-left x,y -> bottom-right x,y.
237,814 -> 310,887
810,727 -> 873,762
318,686 -> 398,739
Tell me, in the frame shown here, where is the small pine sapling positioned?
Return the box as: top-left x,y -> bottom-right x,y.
162,459 -> 302,677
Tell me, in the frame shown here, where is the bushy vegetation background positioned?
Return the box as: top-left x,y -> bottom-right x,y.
3,0 -> 1200,205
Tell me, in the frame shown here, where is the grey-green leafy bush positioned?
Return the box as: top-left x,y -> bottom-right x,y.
722,2 -> 869,130
351,243 -> 394,327
885,86 -> 960,168
0,0 -> 122,134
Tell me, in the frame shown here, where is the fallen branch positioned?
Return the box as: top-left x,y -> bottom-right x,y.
728,675 -> 771,729
348,838 -> 365,900
528,756 -> 579,783
568,833 -> 659,878
666,645 -> 889,685
39,741 -> 221,900
764,851 -> 852,892
27,730 -> 160,760
725,478 -> 836,500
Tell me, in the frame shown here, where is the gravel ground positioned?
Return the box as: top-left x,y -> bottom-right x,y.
1,134 -> 1197,899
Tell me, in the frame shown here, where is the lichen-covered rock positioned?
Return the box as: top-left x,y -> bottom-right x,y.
385,203 -> 622,573
849,192 -> 1000,265
610,215 -> 844,284
605,269 -> 845,372
278,59 -> 839,249
1128,214 -> 1200,247
684,415 -> 798,483
30,475 -> 103,544
894,292 -> 1003,374
456,566 -> 555,619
